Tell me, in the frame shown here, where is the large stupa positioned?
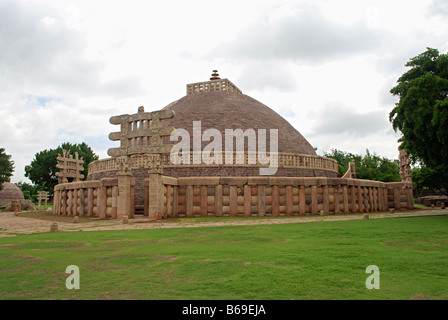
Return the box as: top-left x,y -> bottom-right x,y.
87,71 -> 338,208
54,71 -> 413,219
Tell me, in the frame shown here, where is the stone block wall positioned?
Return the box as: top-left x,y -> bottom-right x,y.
386,182 -> 414,210
54,176 -> 413,219
53,178 -> 134,219
156,176 -> 414,218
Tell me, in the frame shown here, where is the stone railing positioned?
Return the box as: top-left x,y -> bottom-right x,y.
386,182 -> 414,211
88,153 -> 338,175
53,178 -> 135,219
52,176 -> 412,219
186,79 -> 242,95
155,176 -> 413,218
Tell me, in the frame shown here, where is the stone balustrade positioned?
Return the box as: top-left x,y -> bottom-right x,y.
53,178 -> 135,219
186,78 -> 242,95
53,175 -> 413,219
155,176 -> 414,218
88,152 -> 338,175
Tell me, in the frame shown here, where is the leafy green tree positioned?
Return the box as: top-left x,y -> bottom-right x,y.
324,149 -> 358,176
389,47 -> 448,191
324,149 -> 401,182
24,142 -> 99,193
0,148 -> 14,190
411,166 -> 447,196
15,181 -> 40,201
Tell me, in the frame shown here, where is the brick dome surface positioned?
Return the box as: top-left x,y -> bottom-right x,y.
162,91 -> 316,155
0,182 -> 24,200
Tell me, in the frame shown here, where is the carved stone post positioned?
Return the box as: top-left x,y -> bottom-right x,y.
117,172 -> 133,218
148,154 -> 165,220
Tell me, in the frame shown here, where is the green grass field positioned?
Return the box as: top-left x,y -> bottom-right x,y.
0,216 -> 447,300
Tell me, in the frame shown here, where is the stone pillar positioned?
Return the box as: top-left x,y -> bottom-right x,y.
87,188 -> 93,216
62,190 -> 67,215
200,186 -> 207,217
334,186 -> 340,214
272,185 -> 280,216
52,190 -> 59,215
350,187 -> 356,213
73,188 -> 78,217
377,187 -> 383,212
164,185 -> 171,217
394,186 -> 401,210
111,185 -> 118,219
310,186 -> 318,215
342,186 -> 349,214
363,187 -> 369,212
258,186 -> 265,216
186,185 -> 193,217
79,189 -> 85,216
144,180 -> 149,217
299,186 -> 306,215
130,181 -> 135,219
358,186 -> 364,213
323,185 -> 330,214
147,172 -> 164,220
373,188 -> 378,212
173,186 -> 179,217
98,186 -> 107,219
286,186 -> 293,216
215,185 -> 223,217
117,172 -> 133,218
68,190 -> 73,216
230,185 -> 237,217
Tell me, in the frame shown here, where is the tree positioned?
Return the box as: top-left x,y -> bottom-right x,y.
15,181 -> 39,201
24,142 -> 99,193
0,148 -> 14,190
411,166 -> 447,196
324,149 -> 401,182
389,47 -> 448,191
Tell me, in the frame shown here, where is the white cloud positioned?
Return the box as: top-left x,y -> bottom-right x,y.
0,0 -> 446,183
210,3 -> 388,64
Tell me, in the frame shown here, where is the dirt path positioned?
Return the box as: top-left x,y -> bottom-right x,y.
1,209 -> 447,238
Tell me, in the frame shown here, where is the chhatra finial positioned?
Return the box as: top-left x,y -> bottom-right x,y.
210,70 -> 220,80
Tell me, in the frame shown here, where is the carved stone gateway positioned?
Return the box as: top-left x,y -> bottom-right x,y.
37,191 -> 49,210
108,106 -> 175,219
56,150 -> 84,183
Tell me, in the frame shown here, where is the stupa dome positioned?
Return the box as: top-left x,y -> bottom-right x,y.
0,182 -> 24,200
163,91 -> 316,155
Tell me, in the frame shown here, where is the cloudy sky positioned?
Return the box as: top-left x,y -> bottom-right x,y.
1,0 -> 447,183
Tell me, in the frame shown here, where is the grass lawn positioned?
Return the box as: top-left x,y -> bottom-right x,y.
0,216 -> 447,300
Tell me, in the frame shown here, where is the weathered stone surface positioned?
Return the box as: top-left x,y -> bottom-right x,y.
50,223 -> 58,232
399,147 -> 412,182
9,200 -> 21,212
